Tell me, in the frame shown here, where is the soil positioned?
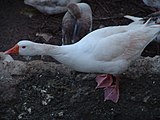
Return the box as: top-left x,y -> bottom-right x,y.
0,0 -> 160,120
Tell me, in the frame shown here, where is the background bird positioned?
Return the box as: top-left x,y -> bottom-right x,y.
24,0 -> 81,14
62,2 -> 92,45
143,0 -> 160,11
143,0 -> 160,23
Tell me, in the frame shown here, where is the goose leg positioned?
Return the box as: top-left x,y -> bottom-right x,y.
96,74 -> 119,103
96,74 -> 113,88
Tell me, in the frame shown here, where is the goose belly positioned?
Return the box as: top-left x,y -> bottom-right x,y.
65,58 -> 130,74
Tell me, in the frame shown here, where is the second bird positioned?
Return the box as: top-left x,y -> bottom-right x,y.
62,2 -> 92,45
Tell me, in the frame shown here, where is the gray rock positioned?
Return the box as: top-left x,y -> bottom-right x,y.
0,56 -> 160,102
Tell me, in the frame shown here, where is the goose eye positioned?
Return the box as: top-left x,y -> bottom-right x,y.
22,46 -> 26,49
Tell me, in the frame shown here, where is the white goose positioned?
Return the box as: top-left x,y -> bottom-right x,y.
24,0 -> 81,14
5,18 -> 160,103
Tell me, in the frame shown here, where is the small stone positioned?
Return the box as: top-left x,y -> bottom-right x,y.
130,96 -> 136,101
143,95 -> 151,103
18,112 -> 26,119
42,100 -> 48,105
58,111 -> 64,117
40,89 -> 47,93
27,108 -> 32,114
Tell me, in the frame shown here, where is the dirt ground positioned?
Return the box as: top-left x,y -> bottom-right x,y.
0,0 -> 160,120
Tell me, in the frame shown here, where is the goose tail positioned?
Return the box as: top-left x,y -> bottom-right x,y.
143,17 -> 152,27
124,15 -> 143,22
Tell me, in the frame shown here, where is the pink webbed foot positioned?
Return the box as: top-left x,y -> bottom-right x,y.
95,74 -> 113,88
95,74 -> 120,103
104,80 -> 119,103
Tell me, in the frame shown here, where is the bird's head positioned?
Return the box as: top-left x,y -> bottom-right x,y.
67,3 -> 81,19
5,40 -> 36,56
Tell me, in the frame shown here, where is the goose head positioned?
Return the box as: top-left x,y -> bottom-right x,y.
5,40 -> 42,56
67,2 -> 81,19
62,3 -> 92,45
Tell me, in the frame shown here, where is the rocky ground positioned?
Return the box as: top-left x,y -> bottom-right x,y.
0,0 -> 160,120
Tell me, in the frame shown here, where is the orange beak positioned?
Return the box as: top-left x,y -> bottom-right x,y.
5,44 -> 19,55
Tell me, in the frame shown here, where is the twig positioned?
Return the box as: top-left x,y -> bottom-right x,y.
95,0 -> 117,24
39,15 -> 50,31
95,0 -> 109,14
